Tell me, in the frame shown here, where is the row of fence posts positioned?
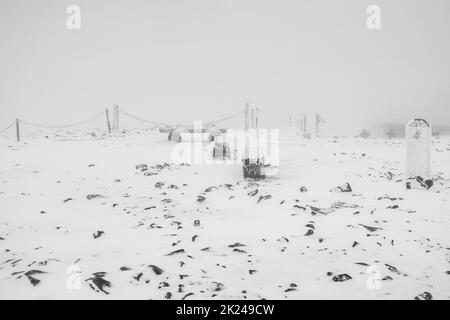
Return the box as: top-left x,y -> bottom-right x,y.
14,103 -> 251,142
289,113 -> 322,138
14,104 -> 121,142
8,105 -> 434,184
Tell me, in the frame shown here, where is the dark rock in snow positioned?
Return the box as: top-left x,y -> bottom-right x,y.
212,282 -> 225,292
386,205 -> 399,209
154,182 -> 164,189
165,249 -> 185,256
332,274 -> 352,282
93,231 -> 105,239
384,263 -> 401,275
182,292 -> 194,300
414,292 -> 432,300
148,265 -> 164,275
22,270 -> 46,286
257,195 -> 271,203
86,194 -> 104,200
359,224 -> 382,232
309,205 -> 334,215
133,272 -> 143,281
299,186 -> 308,192
406,176 -> 434,190
228,242 -> 246,248
86,272 -> 111,294
119,266 -> 132,271
331,183 -> 352,193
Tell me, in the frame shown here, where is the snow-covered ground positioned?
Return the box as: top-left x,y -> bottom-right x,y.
0,129 -> 449,300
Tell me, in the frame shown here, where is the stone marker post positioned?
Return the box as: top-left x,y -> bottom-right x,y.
406,118 -> 431,179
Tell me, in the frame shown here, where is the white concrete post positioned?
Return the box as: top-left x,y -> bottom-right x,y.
406,118 -> 431,178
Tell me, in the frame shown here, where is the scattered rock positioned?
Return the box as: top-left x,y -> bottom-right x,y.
359,224 -> 382,232
257,195 -> 271,203
165,249 -> 185,256
331,183 -> 352,193
228,242 -> 246,248
86,272 -> 111,294
299,186 -> 308,192
93,231 -> 105,239
86,194 -> 104,200
414,292 -> 432,300
332,274 -> 352,282
148,265 -> 164,275
119,266 -> 132,271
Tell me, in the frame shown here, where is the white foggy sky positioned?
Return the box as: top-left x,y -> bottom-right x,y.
0,0 -> 449,135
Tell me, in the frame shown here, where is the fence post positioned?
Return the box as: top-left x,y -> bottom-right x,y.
251,108 -> 255,129
105,108 -> 111,134
16,119 -> 20,142
256,108 -> 259,158
245,104 -> 250,131
316,113 -> 320,138
112,104 -> 119,133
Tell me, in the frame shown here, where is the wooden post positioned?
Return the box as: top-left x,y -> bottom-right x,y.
105,108 -> 111,134
316,114 -> 320,138
251,108 -> 255,129
256,108 -> 259,158
303,113 -> 307,133
16,119 -> 20,142
245,104 -> 250,131
113,104 -> 119,132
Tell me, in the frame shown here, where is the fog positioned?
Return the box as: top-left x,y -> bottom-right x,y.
1,0 -> 449,136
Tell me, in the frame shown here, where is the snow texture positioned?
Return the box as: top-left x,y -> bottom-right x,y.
0,129 -> 449,300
